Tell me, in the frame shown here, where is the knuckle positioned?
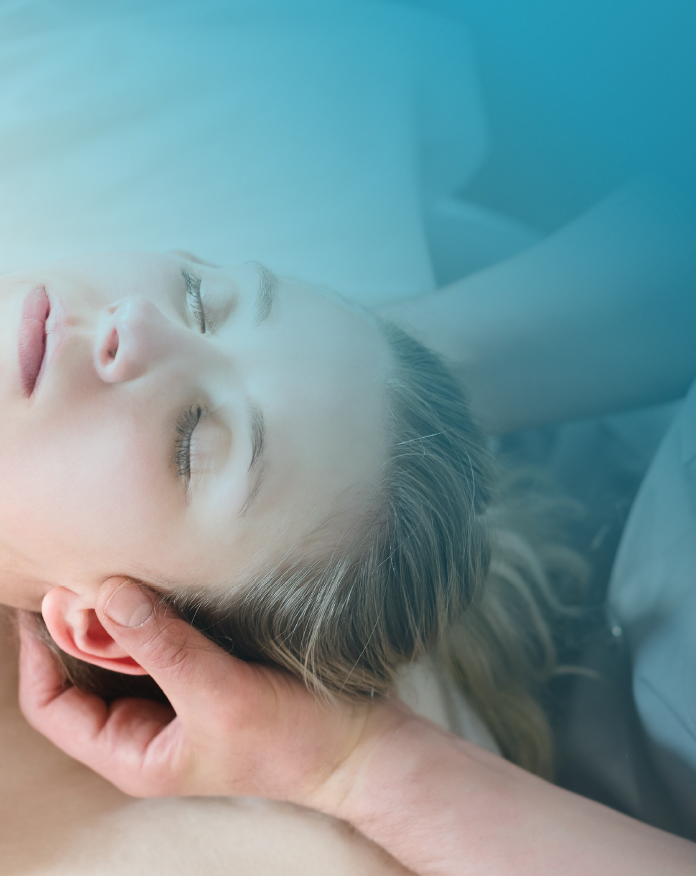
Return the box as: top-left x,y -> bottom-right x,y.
139,619 -> 193,673
116,775 -> 155,798
17,695 -> 39,728
106,754 -> 176,799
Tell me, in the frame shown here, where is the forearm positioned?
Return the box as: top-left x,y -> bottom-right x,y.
379,181 -> 696,433
321,714 -> 696,876
19,591 -> 696,875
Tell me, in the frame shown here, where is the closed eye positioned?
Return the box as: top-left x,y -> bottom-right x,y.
181,263 -> 206,333
174,404 -> 203,480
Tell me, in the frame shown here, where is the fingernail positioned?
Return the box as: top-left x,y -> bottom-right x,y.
104,582 -> 154,628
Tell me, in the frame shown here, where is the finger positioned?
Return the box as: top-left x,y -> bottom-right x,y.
94,579 -> 258,720
18,612 -> 178,796
17,610 -> 68,712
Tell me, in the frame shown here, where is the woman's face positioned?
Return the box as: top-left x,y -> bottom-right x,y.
0,252 -> 391,610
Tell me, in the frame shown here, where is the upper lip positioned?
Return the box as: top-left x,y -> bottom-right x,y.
18,286 -> 51,397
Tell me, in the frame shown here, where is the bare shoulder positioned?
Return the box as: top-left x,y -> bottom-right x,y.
0,614 -> 406,876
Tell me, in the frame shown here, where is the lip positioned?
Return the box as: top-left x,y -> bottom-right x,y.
18,285 -> 66,398
18,286 -> 51,397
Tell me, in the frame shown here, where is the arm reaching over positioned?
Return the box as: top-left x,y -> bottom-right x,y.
327,719 -> 696,876
380,180 -> 696,433
18,579 -> 696,876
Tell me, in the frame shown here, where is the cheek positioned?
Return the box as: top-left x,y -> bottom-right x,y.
263,357 -> 386,507
0,413 -> 166,563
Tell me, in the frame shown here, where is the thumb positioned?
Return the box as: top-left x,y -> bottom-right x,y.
96,578 -> 239,716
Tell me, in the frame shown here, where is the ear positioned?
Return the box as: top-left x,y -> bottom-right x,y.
42,586 -> 148,676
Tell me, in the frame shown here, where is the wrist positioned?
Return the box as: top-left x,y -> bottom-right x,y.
303,701 -> 428,814
308,703 -> 478,875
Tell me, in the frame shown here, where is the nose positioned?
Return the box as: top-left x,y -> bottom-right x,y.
94,297 -> 178,384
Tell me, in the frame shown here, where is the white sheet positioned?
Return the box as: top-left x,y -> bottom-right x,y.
0,0 -> 487,305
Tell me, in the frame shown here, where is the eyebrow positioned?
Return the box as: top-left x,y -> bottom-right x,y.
237,264 -> 276,516
251,262 -> 277,325
239,399 -> 268,517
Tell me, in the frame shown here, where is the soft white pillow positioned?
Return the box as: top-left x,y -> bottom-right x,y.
0,0 -> 487,305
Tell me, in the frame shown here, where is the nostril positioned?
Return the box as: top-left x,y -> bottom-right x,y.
96,297 -> 167,384
106,328 -> 119,361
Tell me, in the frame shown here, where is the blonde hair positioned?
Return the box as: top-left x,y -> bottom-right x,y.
36,321 -> 586,778
163,322 -> 586,777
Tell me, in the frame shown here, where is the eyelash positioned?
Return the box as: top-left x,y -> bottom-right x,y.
175,404 -> 203,479
181,264 -> 206,333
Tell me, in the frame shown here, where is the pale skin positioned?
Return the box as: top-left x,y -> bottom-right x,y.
9,182 -> 696,873
0,251 -> 391,670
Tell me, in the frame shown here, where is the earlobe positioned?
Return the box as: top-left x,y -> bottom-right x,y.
41,586 -> 148,676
